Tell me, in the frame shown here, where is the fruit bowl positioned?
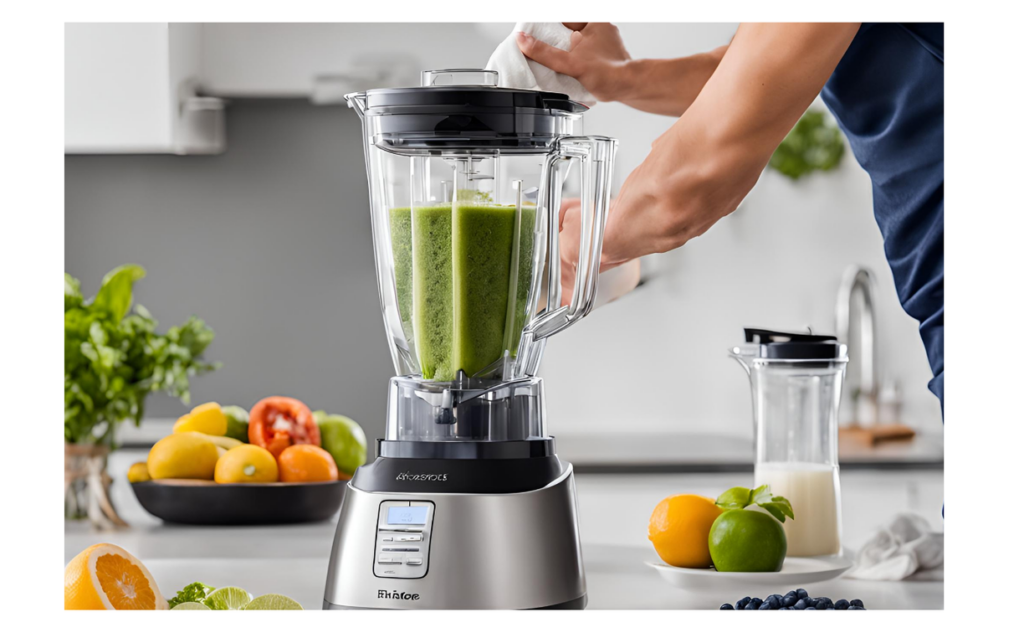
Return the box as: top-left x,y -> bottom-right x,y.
131,479 -> 346,525
646,555 -> 852,592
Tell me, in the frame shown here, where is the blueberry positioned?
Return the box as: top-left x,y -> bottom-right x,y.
834,599 -> 850,610
782,594 -> 798,607
750,597 -> 763,608
793,598 -> 809,610
848,605 -> 865,610
784,590 -> 796,597
758,601 -> 773,610
795,588 -> 809,599
815,598 -> 834,610
744,602 -> 760,610
736,596 -> 752,609
850,599 -> 864,608
780,606 -> 793,610
804,606 -> 816,610
720,603 -> 734,610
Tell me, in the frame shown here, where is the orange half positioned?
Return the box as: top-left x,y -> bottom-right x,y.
65,543 -> 168,610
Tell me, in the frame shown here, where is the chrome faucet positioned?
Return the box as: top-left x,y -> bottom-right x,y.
835,265 -> 878,426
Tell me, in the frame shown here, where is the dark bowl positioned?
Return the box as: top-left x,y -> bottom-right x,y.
131,479 -> 347,525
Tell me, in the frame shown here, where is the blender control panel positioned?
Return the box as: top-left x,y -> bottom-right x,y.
373,500 -> 434,579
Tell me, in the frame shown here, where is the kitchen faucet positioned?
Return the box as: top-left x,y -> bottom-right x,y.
835,265 -> 878,427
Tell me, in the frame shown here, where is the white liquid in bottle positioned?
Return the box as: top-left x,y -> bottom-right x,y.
754,462 -> 841,557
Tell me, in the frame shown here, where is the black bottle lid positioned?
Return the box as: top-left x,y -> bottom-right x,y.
744,327 -> 842,360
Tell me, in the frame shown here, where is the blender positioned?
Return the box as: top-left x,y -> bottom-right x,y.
730,328 -> 849,557
323,69 -> 617,609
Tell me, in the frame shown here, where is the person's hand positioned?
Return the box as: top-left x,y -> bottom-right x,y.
516,23 -> 634,103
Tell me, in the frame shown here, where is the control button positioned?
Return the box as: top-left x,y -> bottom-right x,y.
406,558 -> 423,566
395,534 -> 422,542
382,537 -> 393,542
377,557 -> 401,565
382,547 -> 419,552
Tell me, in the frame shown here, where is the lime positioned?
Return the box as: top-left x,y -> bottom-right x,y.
243,594 -> 303,610
171,602 -> 211,610
313,411 -> 367,478
203,586 -> 252,610
708,509 -> 788,572
222,406 -> 250,442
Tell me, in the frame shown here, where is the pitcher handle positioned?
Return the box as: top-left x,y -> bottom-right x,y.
528,136 -> 618,340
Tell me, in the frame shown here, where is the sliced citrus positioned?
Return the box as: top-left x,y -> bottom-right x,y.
244,594 -> 303,610
204,586 -> 252,610
65,543 -> 168,610
171,602 -> 211,610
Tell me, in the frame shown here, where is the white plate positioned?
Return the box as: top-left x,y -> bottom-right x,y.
647,555 -> 852,592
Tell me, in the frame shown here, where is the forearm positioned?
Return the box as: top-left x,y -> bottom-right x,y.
602,23 -> 860,266
614,46 -> 728,117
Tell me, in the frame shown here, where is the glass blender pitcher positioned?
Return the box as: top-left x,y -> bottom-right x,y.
347,68 -> 616,439
324,69 -> 616,610
730,329 -> 849,557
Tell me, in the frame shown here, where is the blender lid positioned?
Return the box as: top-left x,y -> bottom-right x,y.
349,68 -> 588,152
744,328 -> 842,359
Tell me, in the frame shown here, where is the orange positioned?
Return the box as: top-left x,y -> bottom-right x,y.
277,444 -> 338,483
648,494 -> 724,568
215,445 -> 279,483
65,543 -> 168,610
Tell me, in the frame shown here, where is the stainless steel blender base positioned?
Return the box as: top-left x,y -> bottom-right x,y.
323,463 -> 586,610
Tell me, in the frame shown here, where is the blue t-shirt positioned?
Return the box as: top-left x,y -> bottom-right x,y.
821,23 -> 944,414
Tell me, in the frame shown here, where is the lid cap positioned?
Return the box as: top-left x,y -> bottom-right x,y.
744,327 -> 842,360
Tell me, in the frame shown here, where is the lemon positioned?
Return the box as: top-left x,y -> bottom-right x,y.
648,494 -> 723,568
173,402 -> 228,436
215,445 -> 279,483
147,433 -> 220,480
127,462 -> 151,483
204,587 -> 252,610
244,594 -> 303,610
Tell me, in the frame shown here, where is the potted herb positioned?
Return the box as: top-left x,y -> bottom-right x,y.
64,264 -> 218,526
768,108 -> 846,180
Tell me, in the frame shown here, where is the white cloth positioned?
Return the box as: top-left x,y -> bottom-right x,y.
845,513 -> 944,581
486,22 -> 597,107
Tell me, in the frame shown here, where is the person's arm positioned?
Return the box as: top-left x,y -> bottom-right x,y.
573,23 -> 861,276
516,23 -> 727,117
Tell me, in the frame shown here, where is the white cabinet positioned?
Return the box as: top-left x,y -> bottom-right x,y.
64,23 -> 224,155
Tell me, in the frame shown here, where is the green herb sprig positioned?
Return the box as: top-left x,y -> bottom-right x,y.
715,485 -> 795,524
64,264 -> 219,446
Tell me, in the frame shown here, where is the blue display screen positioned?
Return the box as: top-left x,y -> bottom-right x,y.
387,506 -> 429,525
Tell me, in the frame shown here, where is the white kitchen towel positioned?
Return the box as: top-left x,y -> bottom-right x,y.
486,22 -> 597,106
845,513 -> 944,581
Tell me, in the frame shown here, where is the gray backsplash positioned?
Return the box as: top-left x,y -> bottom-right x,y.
65,100 -> 394,442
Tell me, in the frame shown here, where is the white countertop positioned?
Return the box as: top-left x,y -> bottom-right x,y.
65,450 -> 943,610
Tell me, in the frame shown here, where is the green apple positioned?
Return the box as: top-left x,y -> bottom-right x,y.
708,509 -> 788,572
313,411 -> 367,478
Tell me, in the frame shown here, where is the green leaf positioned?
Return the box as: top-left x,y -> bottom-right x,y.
167,581 -> 216,609
769,108 -> 845,180
716,486 -> 752,510
759,503 -> 789,523
750,484 -> 774,505
92,264 -> 146,322
65,274 -> 83,311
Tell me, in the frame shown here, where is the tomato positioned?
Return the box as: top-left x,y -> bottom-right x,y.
248,396 -> 321,458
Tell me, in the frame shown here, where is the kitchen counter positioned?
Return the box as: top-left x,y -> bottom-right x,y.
65,450 -> 943,610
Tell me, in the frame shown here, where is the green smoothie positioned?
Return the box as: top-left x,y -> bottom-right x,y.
452,203 -> 536,378
411,204 -> 455,380
388,207 -> 413,338
388,202 -> 536,381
